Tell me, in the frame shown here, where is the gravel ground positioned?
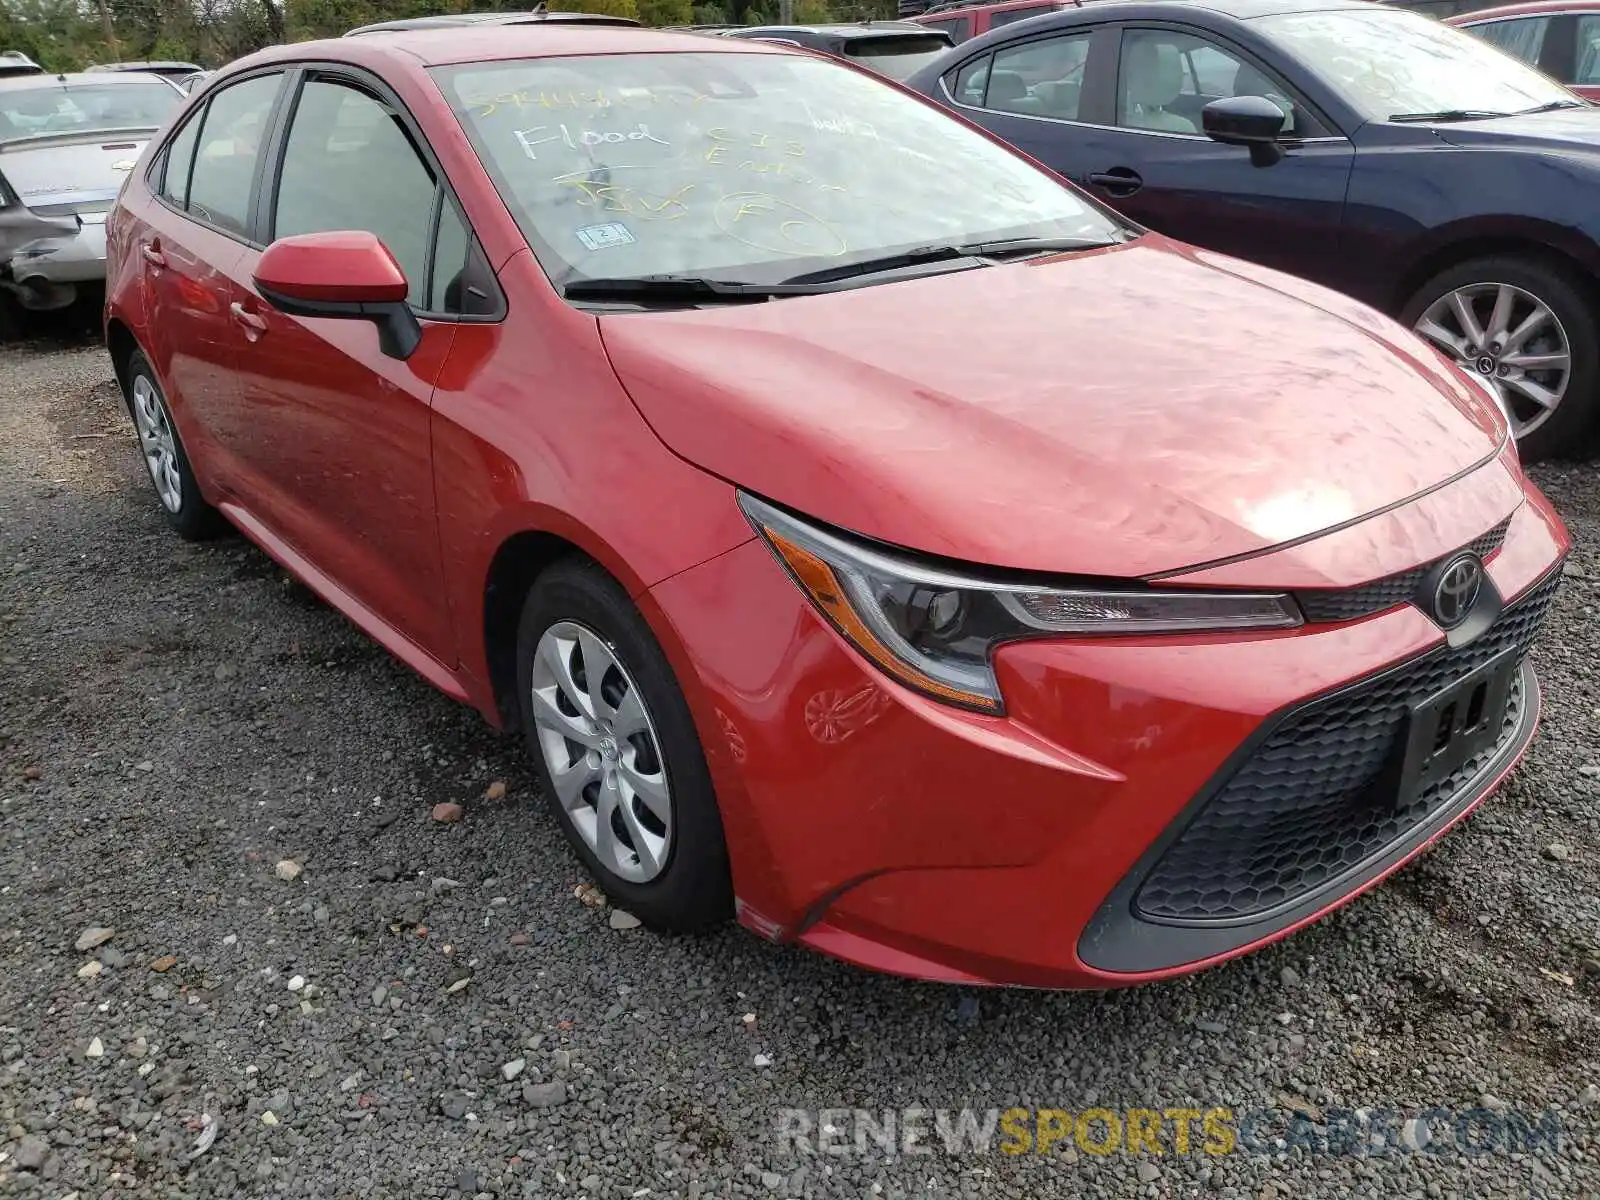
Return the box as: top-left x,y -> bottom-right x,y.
4,337 -> 1600,1199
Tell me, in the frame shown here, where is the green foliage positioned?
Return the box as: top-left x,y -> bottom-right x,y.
0,0 -> 886,72
562,0 -> 642,18
638,0 -> 693,26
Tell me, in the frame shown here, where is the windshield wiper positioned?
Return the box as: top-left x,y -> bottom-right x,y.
562,275 -> 832,304
1515,99 -> 1589,114
780,236 -> 1124,286
1388,109 -> 1509,123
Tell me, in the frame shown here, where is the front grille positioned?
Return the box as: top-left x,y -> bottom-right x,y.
1134,567 -> 1561,924
1295,518 -> 1511,625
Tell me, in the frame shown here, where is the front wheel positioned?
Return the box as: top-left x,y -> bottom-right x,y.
1402,255 -> 1599,463
515,558 -> 733,933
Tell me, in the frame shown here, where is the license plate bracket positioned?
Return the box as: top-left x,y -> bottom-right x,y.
1394,649 -> 1519,809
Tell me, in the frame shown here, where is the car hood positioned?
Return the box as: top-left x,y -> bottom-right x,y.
599,237 -> 1505,578
1431,106 -> 1600,151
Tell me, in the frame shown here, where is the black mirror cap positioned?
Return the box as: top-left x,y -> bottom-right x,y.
1203,95 -> 1286,141
1203,95 -> 1287,167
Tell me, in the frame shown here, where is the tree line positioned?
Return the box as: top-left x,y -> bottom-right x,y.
0,0 -> 896,71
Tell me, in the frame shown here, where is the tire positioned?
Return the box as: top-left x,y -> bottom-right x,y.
514,557 -> 733,933
122,348 -> 227,541
0,292 -> 23,342
1400,254 -> 1600,464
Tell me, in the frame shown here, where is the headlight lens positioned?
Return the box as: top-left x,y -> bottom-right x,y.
741,494 -> 1302,715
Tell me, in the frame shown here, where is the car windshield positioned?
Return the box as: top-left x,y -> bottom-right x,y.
434,51 -> 1125,289
0,81 -> 179,137
1256,8 -> 1575,119
842,36 -> 953,80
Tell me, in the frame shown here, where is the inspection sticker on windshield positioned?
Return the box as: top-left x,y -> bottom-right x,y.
576,223 -> 636,252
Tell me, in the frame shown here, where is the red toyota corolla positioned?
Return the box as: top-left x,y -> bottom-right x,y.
104,28 -> 1569,988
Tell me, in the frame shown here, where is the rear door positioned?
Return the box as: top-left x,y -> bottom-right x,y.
134,70 -> 285,489
1466,12 -> 1577,83
1570,13 -> 1600,99
938,26 -> 1108,176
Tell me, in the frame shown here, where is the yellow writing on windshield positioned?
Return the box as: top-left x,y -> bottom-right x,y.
714,191 -> 847,257
705,128 -> 805,157
700,130 -> 846,194
557,179 -> 696,220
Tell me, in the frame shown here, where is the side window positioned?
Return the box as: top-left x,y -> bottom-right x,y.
429,196 -> 470,314
158,108 -> 201,207
951,54 -> 992,105
1572,15 -> 1600,83
923,15 -> 970,43
1474,16 -> 1552,68
273,78 -> 436,308
984,33 -> 1091,121
186,73 -> 281,236
1117,29 -> 1304,138
989,5 -> 1052,29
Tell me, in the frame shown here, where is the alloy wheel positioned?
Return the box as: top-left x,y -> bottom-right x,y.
1413,281 -> 1572,440
130,374 -> 183,513
528,620 -> 672,883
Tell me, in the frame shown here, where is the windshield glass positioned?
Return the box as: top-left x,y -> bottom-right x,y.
844,37 -> 953,80
1257,8 -> 1574,119
434,51 -> 1124,289
0,81 -> 180,137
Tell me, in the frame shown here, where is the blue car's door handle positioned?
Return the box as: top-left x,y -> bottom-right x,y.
1088,168 -> 1143,196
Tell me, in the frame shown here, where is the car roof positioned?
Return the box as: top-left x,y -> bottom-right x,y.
1447,0 -> 1600,19
346,10 -> 641,35
920,0 -> 1073,14
954,0 -> 1379,21
0,70 -> 180,91
731,20 -> 945,35
84,60 -> 201,71
242,25 -> 791,70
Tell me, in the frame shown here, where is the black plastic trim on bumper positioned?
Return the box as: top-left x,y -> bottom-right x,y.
1076,655 -> 1540,976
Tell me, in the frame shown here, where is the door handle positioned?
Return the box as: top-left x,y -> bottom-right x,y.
140,241 -> 165,268
229,301 -> 267,336
1088,168 -> 1144,196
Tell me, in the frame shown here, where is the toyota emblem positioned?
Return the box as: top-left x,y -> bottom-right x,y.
1432,554 -> 1483,628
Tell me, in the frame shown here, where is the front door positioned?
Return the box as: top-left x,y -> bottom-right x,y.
1083,25 -> 1355,287
224,72 -> 462,661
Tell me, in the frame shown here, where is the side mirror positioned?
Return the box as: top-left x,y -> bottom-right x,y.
1202,95 -> 1287,168
253,230 -> 422,360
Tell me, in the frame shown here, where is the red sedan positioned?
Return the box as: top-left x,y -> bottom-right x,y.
1448,1 -> 1600,100
105,27 -> 1569,988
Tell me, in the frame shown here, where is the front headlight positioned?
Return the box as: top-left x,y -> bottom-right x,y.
741,493 -> 1303,715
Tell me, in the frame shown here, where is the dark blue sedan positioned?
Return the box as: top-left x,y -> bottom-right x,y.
905,0 -> 1599,461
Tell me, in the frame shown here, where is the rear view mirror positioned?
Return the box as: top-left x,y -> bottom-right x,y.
1202,95 -> 1287,168
253,230 -> 421,360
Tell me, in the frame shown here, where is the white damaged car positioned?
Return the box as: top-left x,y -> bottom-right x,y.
0,69 -> 183,327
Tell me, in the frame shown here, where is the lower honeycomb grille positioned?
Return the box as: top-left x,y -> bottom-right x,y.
1134,568 -> 1561,924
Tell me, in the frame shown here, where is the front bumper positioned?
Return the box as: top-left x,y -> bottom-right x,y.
647,471 -> 1569,989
